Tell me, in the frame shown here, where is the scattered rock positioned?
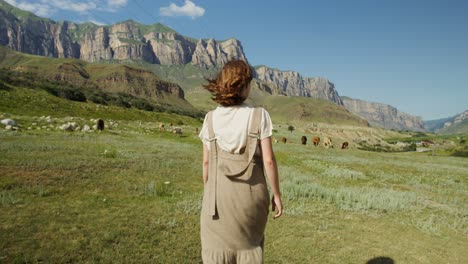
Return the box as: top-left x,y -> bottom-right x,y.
60,122 -> 78,131
1,119 -> 17,127
82,125 -> 91,132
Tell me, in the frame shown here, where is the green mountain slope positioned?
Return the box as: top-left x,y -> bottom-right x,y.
0,46 -> 201,117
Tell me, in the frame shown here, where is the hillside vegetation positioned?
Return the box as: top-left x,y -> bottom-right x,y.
0,122 -> 467,263
0,46 -> 202,118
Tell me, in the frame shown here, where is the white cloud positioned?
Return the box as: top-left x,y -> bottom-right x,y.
107,0 -> 128,8
4,0 -> 129,17
45,0 -> 98,13
5,0 -> 55,17
160,0 -> 205,19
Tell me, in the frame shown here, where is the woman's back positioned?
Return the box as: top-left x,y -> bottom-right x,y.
199,103 -> 273,154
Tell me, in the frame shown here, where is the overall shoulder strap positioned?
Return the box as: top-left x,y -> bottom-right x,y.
248,107 -> 262,138
206,110 -> 216,141
205,110 -> 218,216
246,107 -> 262,163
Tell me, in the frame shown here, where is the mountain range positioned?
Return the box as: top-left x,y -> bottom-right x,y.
425,110 -> 468,134
0,0 -> 462,132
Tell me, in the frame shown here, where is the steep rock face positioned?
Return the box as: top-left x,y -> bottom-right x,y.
442,110 -> 468,128
303,77 -> 343,105
254,66 -> 343,105
0,6 -> 79,58
0,1 -> 247,67
191,38 -> 247,68
145,32 -> 195,65
250,79 -> 286,96
342,97 -> 426,131
80,27 -> 112,61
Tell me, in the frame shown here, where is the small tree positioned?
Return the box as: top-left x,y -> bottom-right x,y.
288,125 -> 294,133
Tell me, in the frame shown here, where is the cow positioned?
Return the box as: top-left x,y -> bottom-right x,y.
341,142 -> 349,149
301,136 -> 307,145
159,123 -> 165,131
312,136 -> 320,146
195,127 -> 199,134
173,127 -> 182,136
323,136 -> 333,148
281,137 -> 287,144
273,138 -> 278,143
97,119 -> 105,131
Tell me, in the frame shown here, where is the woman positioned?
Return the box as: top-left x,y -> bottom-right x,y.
198,60 -> 283,263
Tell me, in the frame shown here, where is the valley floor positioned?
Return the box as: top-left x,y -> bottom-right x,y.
0,127 -> 467,263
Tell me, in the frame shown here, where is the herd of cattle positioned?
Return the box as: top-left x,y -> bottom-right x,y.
274,135 -> 349,149
84,120 -> 350,149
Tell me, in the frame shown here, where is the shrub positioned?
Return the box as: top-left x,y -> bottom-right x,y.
88,91 -> 109,105
57,87 -> 87,102
133,99 -> 154,111
0,81 -> 10,91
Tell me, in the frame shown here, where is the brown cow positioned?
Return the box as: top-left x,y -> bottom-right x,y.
97,119 -> 104,131
301,136 -> 307,145
341,142 -> 349,149
195,127 -> 199,134
312,136 -> 320,146
281,137 -> 287,144
159,123 -> 165,131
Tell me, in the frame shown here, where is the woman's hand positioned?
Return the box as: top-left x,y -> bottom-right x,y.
271,195 -> 283,219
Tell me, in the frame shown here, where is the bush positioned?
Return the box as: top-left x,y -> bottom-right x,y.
0,81 -> 10,91
57,87 -> 87,102
133,99 -> 154,111
88,91 -> 109,105
112,96 -> 131,108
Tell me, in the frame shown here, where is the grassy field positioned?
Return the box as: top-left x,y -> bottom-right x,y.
1,120 -> 467,263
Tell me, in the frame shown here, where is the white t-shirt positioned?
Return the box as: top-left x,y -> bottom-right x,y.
199,103 -> 273,153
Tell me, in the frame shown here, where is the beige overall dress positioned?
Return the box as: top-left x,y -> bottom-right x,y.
201,107 -> 270,264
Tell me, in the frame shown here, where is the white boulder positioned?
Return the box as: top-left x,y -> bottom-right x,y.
1,119 -> 17,127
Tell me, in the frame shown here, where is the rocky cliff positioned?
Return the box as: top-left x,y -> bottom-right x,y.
192,38 -> 247,68
0,1 -> 245,67
427,110 -> 468,134
254,66 -> 344,105
342,97 -> 426,131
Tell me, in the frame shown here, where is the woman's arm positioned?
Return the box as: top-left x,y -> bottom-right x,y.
202,144 -> 209,184
260,137 -> 283,219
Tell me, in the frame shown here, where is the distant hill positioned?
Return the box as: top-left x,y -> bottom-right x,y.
342,96 -> 426,132
139,63 -> 368,126
0,46 -> 200,117
427,110 -> 468,134
425,116 -> 454,132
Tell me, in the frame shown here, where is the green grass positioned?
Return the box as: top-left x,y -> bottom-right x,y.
0,118 -> 467,263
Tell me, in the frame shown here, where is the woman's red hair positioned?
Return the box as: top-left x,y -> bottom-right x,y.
203,60 -> 253,106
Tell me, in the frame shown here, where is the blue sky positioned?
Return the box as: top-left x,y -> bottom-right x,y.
5,0 -> 468,120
